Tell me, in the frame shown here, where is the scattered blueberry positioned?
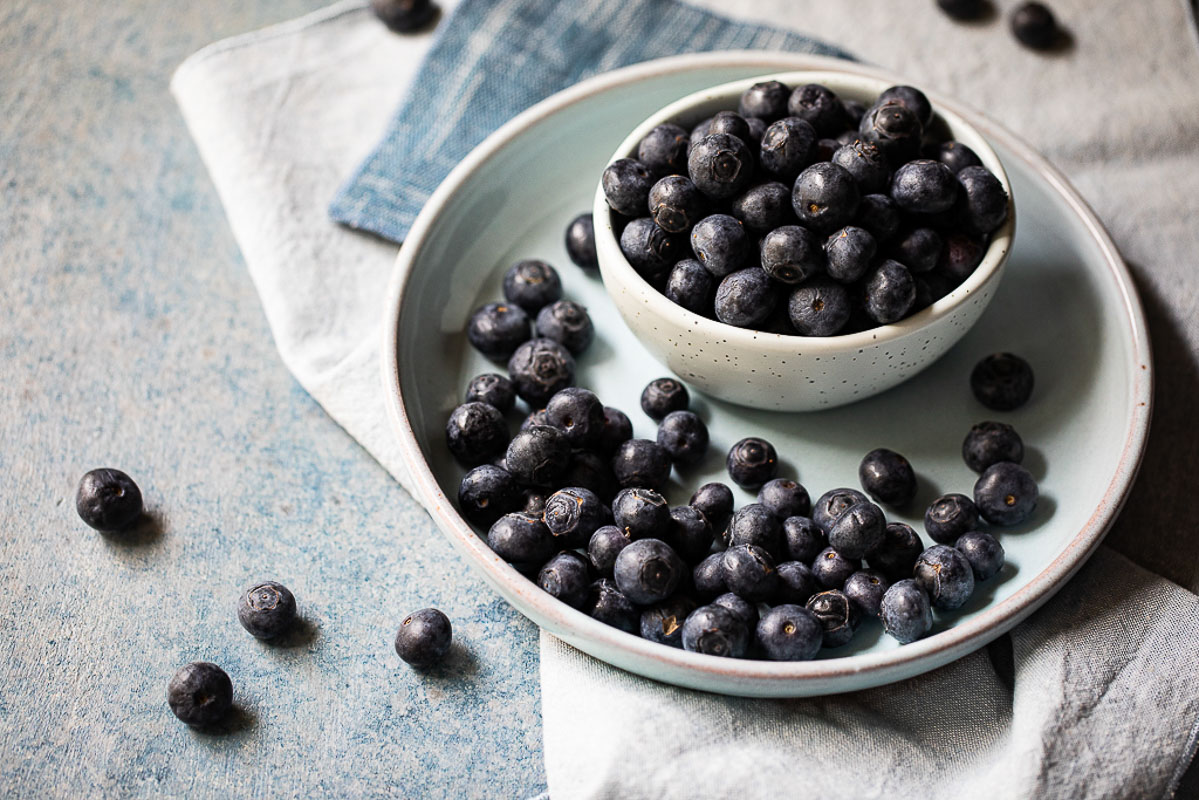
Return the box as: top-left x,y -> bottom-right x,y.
827,501 -> 886,560
757,478 -> 811,520
466,303 -> 532,361
681,604 -> 750,657
458,464 -> 522,526
666,505 -> 714,562
974,462 -> 1038,525
665,259 -> 717,314
637,123 -> 690,176
620,217 -> 683,284
782,515 -> 827,563
880,579 -> 932,643
545,387 -> 604,448
722,544 -> 779,602
371,0 -> 437,32
544,486 -> 607,548
76,468 -> 143,532
237,581 -> 297,640
656,410 -> 709,466
503,259 -> 562,314
588,525 -> 631,578
445,402 -> 508,467
825,225 -> 877,283
538,552 -> 592,609
649,175 -> 707,234
843,569 -> 890,618
167,662 -> 233,727
715,268 -> 777,328
936,0 -> 984,21
693,552 -> 729,599
585,579 -> 639,633
1011,2 -> 1059,50
757,604 -> 823,661
914,544 -> 976,609
611,438 -> 672,491
924,493 -> 981,544
690,482 -> 735,535
465,373 -> 516,412
640,595 -> 698,647
611,487 -> 671,539
564,213 -> 598,269
488,511 -> 555,564
727,503 -> 783,558
395,608 -> 453,667
806,589 -> 859,647
760,225 -> 824,285
858,448 -> 917,507
595,406 -> 634,456
962,421 -> 1025,473
776,560 -> 819,605
536,300 -> 594,355
507,338 -> 575,407
955,531 -> 1006,581
562,450 -> 618,502
793,161 -> 861,233
739,80 -> 791,121
868,522 -> 925,581
971,353 -> 1034,410
726,436 -> 779,490
641,377 -> 689,420
505,424 -> 570,488
688,133 -> 755,200
788,277 -> 852,336
602,157 -> 655,216
614,538 -> 685,604
812,487 -> 869,535
811,546 -> 860,589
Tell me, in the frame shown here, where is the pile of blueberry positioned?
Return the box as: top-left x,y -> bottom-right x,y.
601,80 -> 1009,336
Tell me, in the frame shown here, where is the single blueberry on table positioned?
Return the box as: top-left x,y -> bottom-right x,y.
466,302 -> 530,361
890,159 -> 959,215
562,450 -> 618,503
690,482 -> 735,535
974,462 -> 1039,526
565,212 -> 598,269
868,522 -> 925,581
757,604 -> 823,661
595,406 -> 634,456
688,133 -> 755,200
806,589 -> 860,647
1011,2 -> 1060,50
760,225 -> 824,285
691,213 -> 751,278
681,604 -> 750,657
843,569 -> 890,618
707,110 -> 752,142
371,0 -> 437,32
712,592 -> 759,630
488,511 -> 555,563
536,300 -> 594,356
776,560 -> 819,605
757,478 -> 811,520
612,438 -> 672,491
458,464 -> 522,526
971,353 -> 1034,410
445,402 -> 508,467
619,217 -> 683,285
962,421 -> 1025,473
727,503 -> 784,559
782,515 -> 827,563
503,259 -> 562,314
824,225 -> 877,283
891,227 -> 942,274
731,182 -> 795,233
640,595 -> 698,648
855,193 -> 902,243
395,608 -> 454,667
925,493 -> 981,544
693,552 -> 728,599
931,140 -> 982,174
656,410 -> 709,466
955,531 -> 1006,581
464,373 -> 516,413
538,551 -> 593,609
167,662 -> 233,727
665,259 -> 716,315
649,175 -> 707,234
614,538 -> 686,605
507,338 -> 576,408
858,447 -> 918,507
641,377 -> 689,420
787,83 -> 848,137
722,543 -> 779,602
237,581 -> 297,640
666,505 -> 714,563
879,85 -> 933,128
864,258 -> 916,325
880,579 -> 933,644
612,487 -> 671,539
505,424 -> 570,488
938,231 -> 987,282
543,486 -> 607,548
545,387 -> 604,448
914,544 -> 976,609
759,116 -> 817,181
793,162 -> 861,234
602,157 -> 655,217
859,102 -> 923,162
956,165 -> 1010,235
832,139 -> 891,194
726,436 -> 779,491
812,546 -> 860,589
739,80 -> 791,122
937,0 -> 984,20
588,525 -> 631,578
76,468 -> 143,532
585,579 -> 639,634
715,268 -> 778,328
827,501 -> 887,560
788,277 -> 852,336
812,488 -> 870,535
637,123 -> 690,177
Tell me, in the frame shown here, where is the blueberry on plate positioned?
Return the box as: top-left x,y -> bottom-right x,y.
891,227 -> 942,274
715,268 -> 778,328
691,213 -> 751,278
712,592 -> 759,630
665,259 -> 716,315
825,225 -> 877,283
858,447 -> 917,507
831,139 -> 891,194
693,552 -> 728,599
595,406 -> 634,456
648,175 -> 707,234
588,525 -> 632,577
859,102 -> 923,162
974,462 -> 1038,525
688,133 -> 755,200
727,503 -> 783,559
782,515 -> 827,563
955,531 -> 1006,581
681,604 -> 749,657
937,0 -> 984,20
564,212 -> 598,269
561,451 -> 618,503
612,487 -> 671,539
971,353 -> 1034,410
502,259 -> 562,314
637,123 -> 690,177
843,569 -> 890,618
962,421 -> 1024,473
544,486 -> 607,548
924,493 -> 980,544
536,300 -> 593,356
854,193 -> 901,243
759,117 -> 817,181
787,83 -> 847,137
395,608 -> 453,667
739,80 -> 791,122
775,560 -> 819,605
488,511 -> 555,563
726,436 -> 779,491
880,579 -> 932,643
545,387 -> 604,448
867,522 -> 924,581
640,595 -> 698,647
793,162 -> 861,234
445,402 -> 508,467
464,373 -> 515,413
238,581 -> 297,640
167,662 -> 233,727
371,0 -> 438,33
890,159 -> 958,215
914,544 -> 976,609
878,85 -> 932,128
76,468 -> 143,532
656,410 -> 709,466
811,546 -> 860,589
806,589 -> 860,647
457,464 -> 522,526
614,538 -> 685,605
641,377 -> 689,420
1010,1 -> 1059,50
666,505 -> 713,563
690,482 -> 735,535
931,140 -> 982,174
722,544 -> 779,602
731,182 -> 795,233
466,302 -> 530,361
811,487 -> 869,535
788,277 -> 852,336
611,439 -> 672,491
938,232 -> 987,282
507,338 -> 576,408
620,217 -> 683,284
956,166 -> 1010,235
757,604 -> 823,661
585,579 -> 639,633
602,157 -> 655,216
538,551 -> 592,609
505,424 -> 570,488
863,259 -> 916,325
760,225 -> 824,285
827,501 -> 886,560
757,478 -> 811,520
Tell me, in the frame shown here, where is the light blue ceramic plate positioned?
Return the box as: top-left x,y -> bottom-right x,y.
382,53 -> 1151,697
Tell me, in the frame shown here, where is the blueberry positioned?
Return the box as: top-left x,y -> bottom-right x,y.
788,277 -> 852,336
891,227 -> 942,274
236,581 -> 297,640
757,604 -> 823,661
759,117 -> 817,181
938,232 -> 987,281
974,462 -> 1038,526
854,193 -> 901,242
76,468 -> 143,532
880,579 -> 933,643
614,538 -> 685,604
585,579 -> 639,633
619,217 -> 683,284
726,436 -> 779,491
535,301 -> 593,356
936,0 -> 984,20
538,551 -> 592,609
890,159 -> 958,215
690,482 -> 735,535
588,525 -> 631,577
776,560 -> 819,605
666,505 -> 714,562
744,117 -> 766,148
971,353 -> 1034,410
445,402 -> 508,467
858,448 -> 917,507
522,490 -> 548,515
924,493 -> 980,544
691,213 -> 751,278
824,225 -> 877,283
521,408 -> 549,431
962,421 -> 1024,474
544,486 -> 606,548
955,531 -> 1006,580
692,553 -> 728,599
751,480 -> 807,522
841,98 -> 867,126
602,158 -> 655,216
913,272 -> 953,309
612,439 -> 671,491
914,544 -> 975,609
787,83 -> 847,137
715,268 -> 777,328
739,80 -> 791,121
641,377 -> 689,420
805,589 -> 859,647
466,302 -> 530,361
505,424 -> 570,488
656,410 -> 709,465
507,338 -> 575,408
637,123 -> 690,177
1011,2 -> 1059,50
689,117 -> 713,148
727,504 -> 783,558
811,547 -> 860,589
595,406 -> 633,456
612,487 -> 671,539
707,110 -> 751,142
712,592 -> 759,630
562,450 -> 618,502
812,487 -> 869,534
859,102 -> 923,162
564,212 -> 598,269
545,387 -> 604,448
371,0 -> 437,32
465,373 -> 516,412
502,259 -> 562,314
458,464 -> 522,526
956,165 -> 1010,235
167,662 -> 233,727
782,515 -> 827,563
793,162 -> 861,233
827,501 -> 886,559
640,595 -> 698,647
647,175 -> 705,235
843,569 -> 890,618
931,140 -> 982,174
878,85 -> 933,128
760,225 -> 824,285
868,522 -> 925,581
815,137 -> 842,161
731,182 -> 795,233
665,259 -> 716,314
488,511 -> 555,563
688,133 -> 755,200
864,259 -> 916,324
831,139 -> 891,194
681,604 -> 750,657
722,544 -> 779,602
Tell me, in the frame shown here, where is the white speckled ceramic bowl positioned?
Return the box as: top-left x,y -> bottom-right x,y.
594,71 -> 1015,411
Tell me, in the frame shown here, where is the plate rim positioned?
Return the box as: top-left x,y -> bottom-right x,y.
380,51 -> 1153,695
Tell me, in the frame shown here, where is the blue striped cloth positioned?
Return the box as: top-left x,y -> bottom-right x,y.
328,0 -> 848,242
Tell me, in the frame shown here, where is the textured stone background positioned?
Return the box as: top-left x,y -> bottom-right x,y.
0,1 -> 543,797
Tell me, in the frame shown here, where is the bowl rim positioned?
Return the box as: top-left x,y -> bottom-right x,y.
381,51 -> 1152,694
593,69 -> 1016,354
